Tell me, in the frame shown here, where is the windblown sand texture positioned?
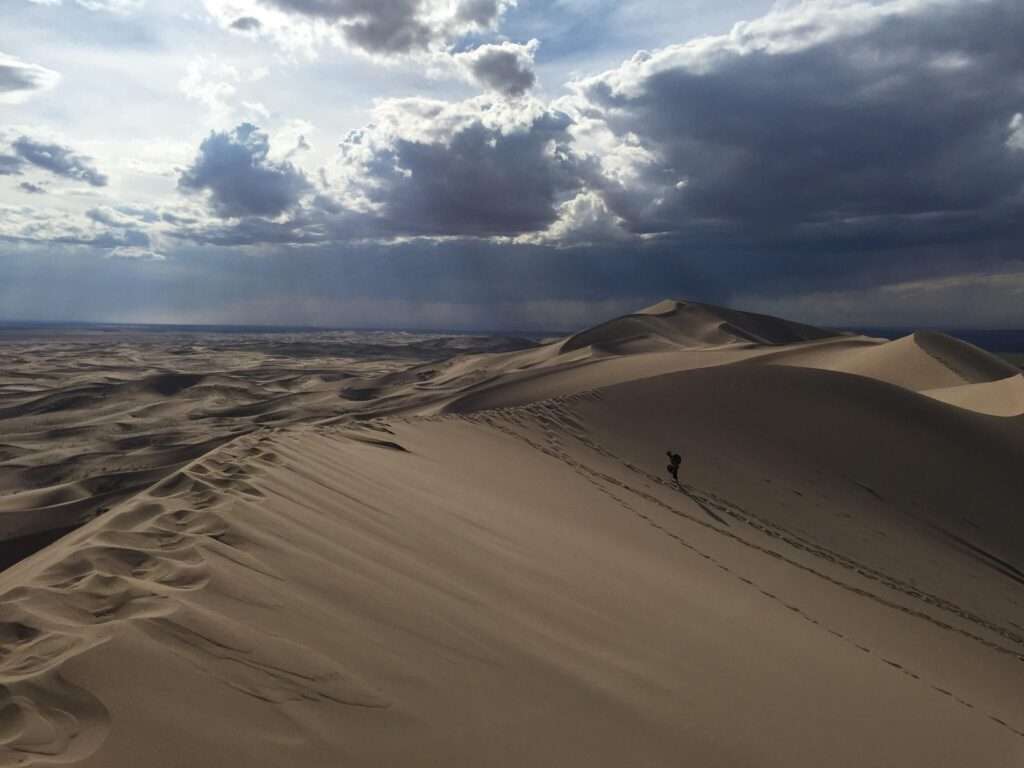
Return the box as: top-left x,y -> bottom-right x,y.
1,301 -> 1023,766
0,329 -> 537,569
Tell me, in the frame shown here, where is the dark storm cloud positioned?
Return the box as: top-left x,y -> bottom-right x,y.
0,155 -> 23,175
457,41 -> 537,98
178,123 -> 312,218
259,0 -> 430,54
331,103 -> 588,237
571,0 -> 1024,256
18,182 -> 45,194
455,0 -> 501,25
169,100 -> 590,244
338,2 -> 432,55
0,53 -> 59,101
86,207 -> 126,227
133,0 -> 1024,329
84,206 -> 159,227
256,0 -> 504,54
240,0 -> 1022,252
0,226 -> 157,250
160,211 -> 197,225
168,212 -> 323,246
11,137 -> 108,186
48,227 -> 151,248
229,16 -> 262,31
0,62 -> 46,93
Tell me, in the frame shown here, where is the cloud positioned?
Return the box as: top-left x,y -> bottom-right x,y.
229,15 -> 261,31
75,0 -> 144,13
0,202 -> 155,251
86,206 -> 146,228
60,228 -> 151,248
560,0 -> 1024,254
202,0 -> 514,57
11,136 -> 108,186
0,52 -> 59,104
322,95 -> 589,237
454,0 -> 503,26
1009,113 -> 1024,152
178,123 -> 312,217
0,155 -> 23,175
105,246 -> 166,261
277,0 -> 434,54
180,58 -> 237,118
455,40 -> 538,98
242,100 -> 270,120
166,95 -> 591,245
520,190 -> 632,246
179,55 -> 265,123
18,181 -> 46,194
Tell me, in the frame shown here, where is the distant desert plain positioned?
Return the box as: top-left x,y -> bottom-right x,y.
1,299 -> 1023,766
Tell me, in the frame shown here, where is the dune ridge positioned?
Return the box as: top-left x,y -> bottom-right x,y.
560,299 -> 838,354
0,329 -> 538,569
420,302 -> 1022,414
1,301 -> 1023,766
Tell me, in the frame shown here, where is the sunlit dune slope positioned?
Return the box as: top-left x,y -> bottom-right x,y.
758,330 -> 1021,391
922,373 -> 1024,417
413,301 -> 1022,414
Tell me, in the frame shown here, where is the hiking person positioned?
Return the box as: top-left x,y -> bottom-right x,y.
666,450 -> 681,483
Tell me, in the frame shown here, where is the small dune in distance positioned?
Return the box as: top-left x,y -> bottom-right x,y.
1,299 -> 1023,766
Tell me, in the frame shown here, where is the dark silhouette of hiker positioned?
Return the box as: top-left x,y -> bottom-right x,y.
666,451 -> 681,483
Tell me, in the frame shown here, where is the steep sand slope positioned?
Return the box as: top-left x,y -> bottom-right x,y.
0,329 -> 537,569
424,328 -> 1021,417
2,301 -> 1024,766
757,331 -> 1021,392
2,362 -> 1023,766
387,301 -> 848,414
922,374 -> 1024,416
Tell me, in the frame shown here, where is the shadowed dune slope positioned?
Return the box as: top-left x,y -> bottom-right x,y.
2,302 -> 1024,766
582,364 -> 1024,577
1,354 -> 1023,765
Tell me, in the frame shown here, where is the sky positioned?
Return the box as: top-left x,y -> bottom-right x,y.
2,0 -> 1024,331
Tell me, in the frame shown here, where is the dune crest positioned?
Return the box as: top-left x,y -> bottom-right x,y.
560,299 -> 838,354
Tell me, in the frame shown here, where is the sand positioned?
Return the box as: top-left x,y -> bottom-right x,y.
0,328 -> 536,569
1,301 -> 1022,766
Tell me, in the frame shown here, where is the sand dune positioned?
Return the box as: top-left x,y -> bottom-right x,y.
757,330 -> 1021,392
415,303 -> 1020,414
0,329 -> 536,569
922,374 -> 1024,416
1,302 -> 1023,766
560,299 -> 837,354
